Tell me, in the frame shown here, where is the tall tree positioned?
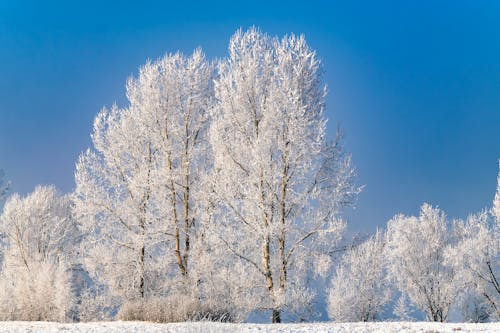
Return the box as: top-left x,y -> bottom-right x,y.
74,49 -> 213,303
386,204 -> 457,322
207,28 -> 359,323
126,49 -> 213,280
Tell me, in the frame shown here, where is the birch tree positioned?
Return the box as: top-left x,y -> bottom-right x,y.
386,204 -> 457,322
207,28 -> 359,323
327,230 -> 391,322
74,49 -> 213,305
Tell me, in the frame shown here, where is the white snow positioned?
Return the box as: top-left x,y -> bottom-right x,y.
0,321 -> 496,333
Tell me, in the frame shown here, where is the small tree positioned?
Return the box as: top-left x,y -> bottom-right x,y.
386,204 -> 457,322
444,166 -> 500,321
0,185 -> 77,321
327,230 -> 391,322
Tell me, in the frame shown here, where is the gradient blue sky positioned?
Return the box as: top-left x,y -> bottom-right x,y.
0,1 -> 499,233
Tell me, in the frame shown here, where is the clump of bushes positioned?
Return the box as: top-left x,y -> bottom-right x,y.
117,294 -> 234,323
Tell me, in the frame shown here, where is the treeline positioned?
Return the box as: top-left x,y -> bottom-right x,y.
329,201 -> 499,322
0,28 -> 498,323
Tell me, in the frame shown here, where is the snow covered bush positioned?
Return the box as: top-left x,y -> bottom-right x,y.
386,204 -> 457,322
328,230 -> 391,322
0,258 -> 74,321
117,293 -> 234,323
0,186 -> 77,321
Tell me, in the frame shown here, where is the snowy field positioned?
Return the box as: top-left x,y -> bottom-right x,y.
0,321 -> 497,333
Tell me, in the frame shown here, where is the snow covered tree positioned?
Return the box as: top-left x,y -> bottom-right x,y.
444,170 -> 499,321
327,230 -> 391,322
74,49 -> 213,307
0,185 -> 77,321
386,204 -> 457,322
447,212 -> 499,320
75,103 -> 159,302
125,48 -> 213,281
206,28 -> 359,323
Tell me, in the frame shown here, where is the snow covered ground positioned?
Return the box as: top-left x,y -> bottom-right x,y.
0,321 -> 497,333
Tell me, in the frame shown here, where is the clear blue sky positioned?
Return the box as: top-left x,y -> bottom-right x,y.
0,1 -> 499,233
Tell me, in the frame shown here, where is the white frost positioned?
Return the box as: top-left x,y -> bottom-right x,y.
0,321 -> 496,333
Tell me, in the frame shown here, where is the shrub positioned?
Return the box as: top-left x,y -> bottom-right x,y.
0,258 -> 75,322
117,294 -> 234,323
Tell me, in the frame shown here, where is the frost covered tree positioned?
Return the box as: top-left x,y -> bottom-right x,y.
327,230 -> 391,322
0,185 -> 77,321
207,28 -> 359,323
445,212 -> 499,321
444,166 -> 500,321
75,103 -> 158,303
386,204 -> 457,322
125,49 -> 213,281
74,49 -> 213,306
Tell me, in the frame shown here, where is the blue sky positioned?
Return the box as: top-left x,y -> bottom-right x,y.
0,1 -> 499,233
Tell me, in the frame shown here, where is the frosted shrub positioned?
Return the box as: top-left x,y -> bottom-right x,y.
117,294 -> 235,323
0,257 -> 74,321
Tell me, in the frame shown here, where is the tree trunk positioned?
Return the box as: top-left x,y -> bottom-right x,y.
139,244 -> 145,298
165,120 -> 187,277
138,144 -> 152,298
272,308 -> 281,323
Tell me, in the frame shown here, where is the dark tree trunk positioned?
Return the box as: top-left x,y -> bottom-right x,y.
272,309 -> 281,323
